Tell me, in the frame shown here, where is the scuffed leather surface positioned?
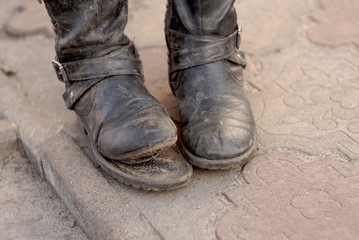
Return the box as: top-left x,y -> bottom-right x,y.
171,57 -> 255,159
75,75 -> 177,159
44,0 -> 177,160
167,0 -> 237,37
44,0 -> 130,62
58,44 -> 143,109
44,0 -> 131,109
168,29 -> 243,72
166,0 -> 256,160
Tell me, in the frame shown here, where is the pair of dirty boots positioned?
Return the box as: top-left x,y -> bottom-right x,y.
44,0 -> 256,190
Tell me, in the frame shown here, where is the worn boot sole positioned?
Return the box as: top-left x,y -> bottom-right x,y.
77,117 -> 192,191
179,134 -> 257,170
110,137 -> 177,164
77,115 -> 177,164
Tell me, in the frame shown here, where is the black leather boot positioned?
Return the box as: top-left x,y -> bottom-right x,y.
166,0 -> 257,170
43,0 -> 192,190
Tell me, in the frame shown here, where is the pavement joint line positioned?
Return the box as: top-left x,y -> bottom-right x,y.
0,74 -> 162,240
140,214 -> 166,240
0,118 -> 18,161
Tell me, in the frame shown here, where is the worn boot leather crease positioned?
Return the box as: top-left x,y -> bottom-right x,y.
166,0 -> 257,169
43,0 -> 192,190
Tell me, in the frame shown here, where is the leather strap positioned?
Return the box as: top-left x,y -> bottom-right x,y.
51,43 -> 143,109
52,44 -> 142,84
168,29 -> 245,72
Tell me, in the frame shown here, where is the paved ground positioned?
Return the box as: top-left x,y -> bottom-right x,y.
0,0 -> 358,239
0,121 -> 87,240
0,116 -> 87,240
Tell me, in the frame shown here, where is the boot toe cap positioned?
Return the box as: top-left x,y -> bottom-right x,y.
183,122 -> 255,160
97,111 -> 177,160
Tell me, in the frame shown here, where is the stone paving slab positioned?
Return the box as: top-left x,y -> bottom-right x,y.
217,153 -> 359,240
236,0 -> 318,55
0,150 -> 87,240
307,0 -> 359,47
0,0 -> 22,32
3,0 -> 54,38
250,44 -> 359,159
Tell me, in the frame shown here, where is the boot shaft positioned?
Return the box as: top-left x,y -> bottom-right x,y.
166,0 -> 238,37
43,0 -> 130,62
165,0 -> 244,75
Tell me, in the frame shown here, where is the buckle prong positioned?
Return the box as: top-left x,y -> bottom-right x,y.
236,27 -> 242,49
52,59 -> 69,83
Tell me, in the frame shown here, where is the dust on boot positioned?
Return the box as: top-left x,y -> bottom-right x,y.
43,0 -> 192,190
166,0 -> 257,169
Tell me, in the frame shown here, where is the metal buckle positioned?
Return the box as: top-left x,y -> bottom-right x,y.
51,59 -> 69,83
236,27 -> 242,49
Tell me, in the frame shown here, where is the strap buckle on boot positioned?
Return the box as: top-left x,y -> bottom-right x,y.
168,28 -> 243,72
52,59 -> 69,84
236,27 -> 242,49
51,44 -> 142,85
50,44 -> 144,109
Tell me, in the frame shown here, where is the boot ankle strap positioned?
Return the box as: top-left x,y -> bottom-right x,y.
52,44 -> 143,84
167,28 -> 246,72
52,43 -> 144,109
